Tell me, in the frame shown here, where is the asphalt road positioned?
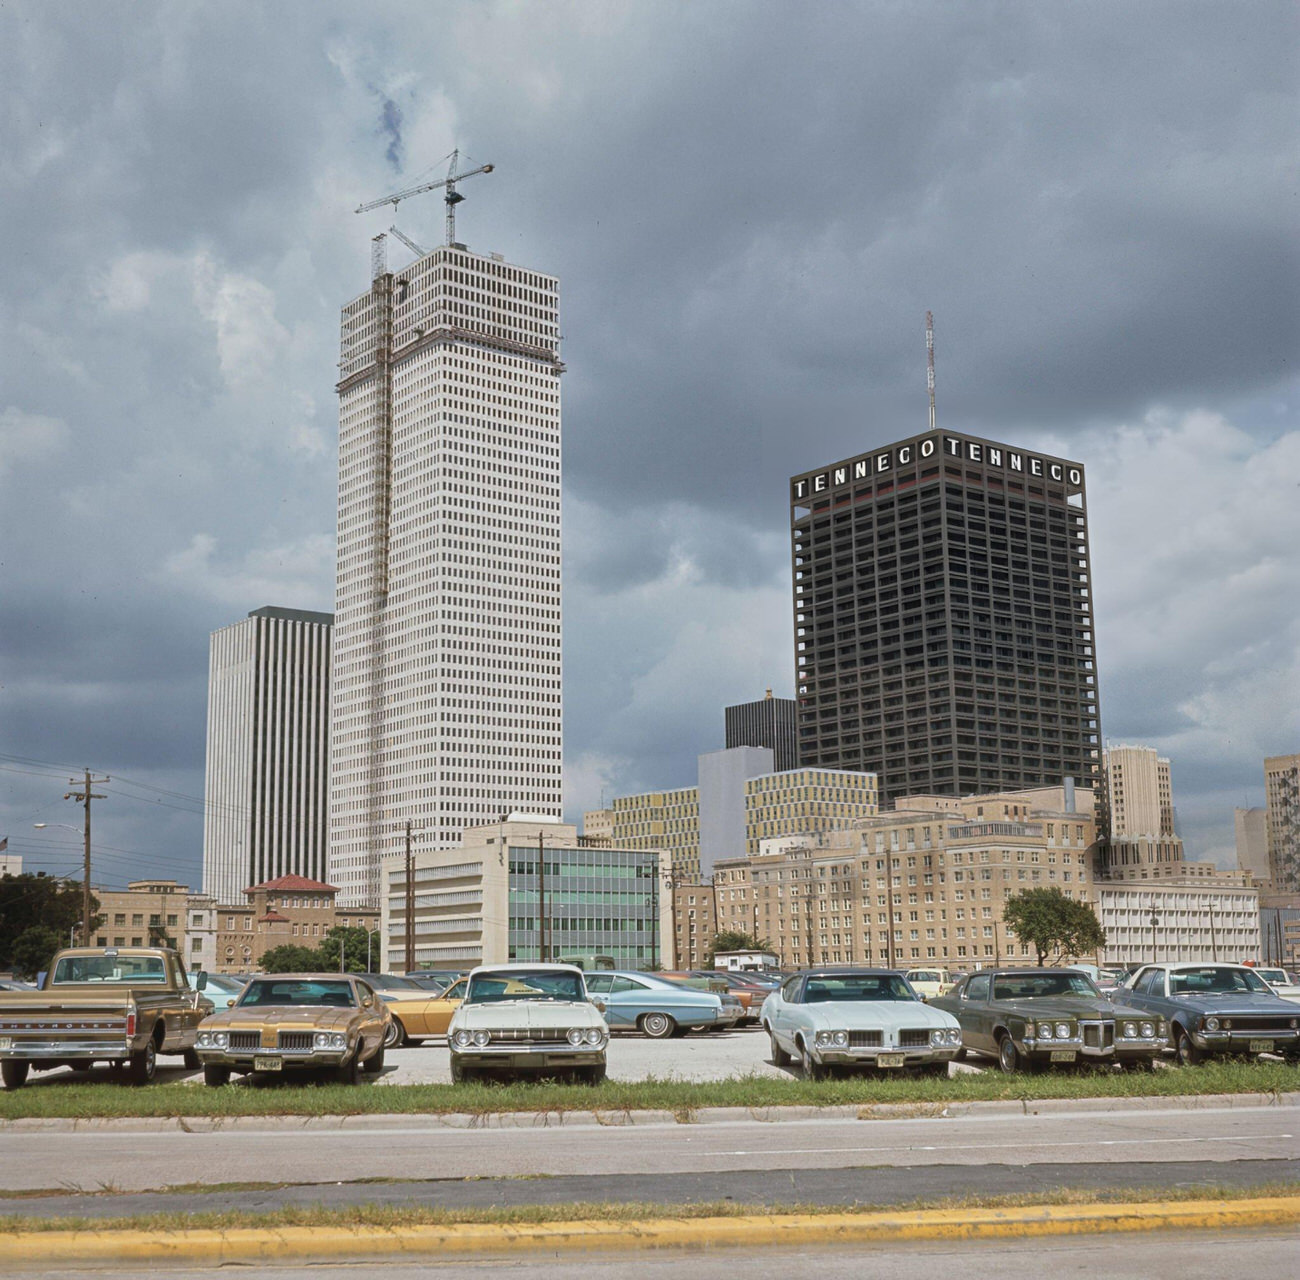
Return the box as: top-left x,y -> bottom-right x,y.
2,1229 -> 1295,1279
2,1104 -> 1295,1193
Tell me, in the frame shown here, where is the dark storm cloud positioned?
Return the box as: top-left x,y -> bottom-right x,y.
0,1 -> 1295,882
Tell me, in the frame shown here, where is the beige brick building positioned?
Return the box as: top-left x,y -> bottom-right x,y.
1101,745 -> 1174,839
671,883 -> 719,969
94,881 -> 190,950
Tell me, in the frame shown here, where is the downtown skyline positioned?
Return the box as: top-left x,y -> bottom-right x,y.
1,1 -> 1296,889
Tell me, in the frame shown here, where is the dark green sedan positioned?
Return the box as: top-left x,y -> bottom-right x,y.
929,967 -> 1168,1072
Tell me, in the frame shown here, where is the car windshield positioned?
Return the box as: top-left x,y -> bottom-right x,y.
803,974 -> 916,1002
1255,970 -> 1289,985
194,973 -> 246,993
992,973 -> 1099,999
465,970 -> 585,1004
50,955 -> 167,985
237,980 -> 357,1008
1169,967 -> 1270,996
355,974 -> 422,991
908,971 -> 943,983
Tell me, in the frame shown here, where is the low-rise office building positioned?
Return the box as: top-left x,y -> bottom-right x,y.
381,817 -> 672,972
1094,879 -> 1260,966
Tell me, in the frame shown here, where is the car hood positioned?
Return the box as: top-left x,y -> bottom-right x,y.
801,1001 -> 957,1030
1164,991 -> 1300,1015
450,1000 -> 606,1031
993,995 -> 1132,1021
203,1006 -> 358,1030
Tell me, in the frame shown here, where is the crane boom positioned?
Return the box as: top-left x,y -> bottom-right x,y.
355,149 -> 495,245
389,226 -> 429,259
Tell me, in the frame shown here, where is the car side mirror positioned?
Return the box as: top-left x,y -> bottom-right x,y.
195,971 -> 209,991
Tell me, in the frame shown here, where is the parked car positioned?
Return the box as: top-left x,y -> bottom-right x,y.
195,973 -> 389,1085
447,963 -> 608,1083
1251,968 -> 1300,1003
686,971 -> 773,1024
761,967 -> 962,1079
585,970 -> 723,1038
379,976 -> 467,1046
405,971 -> 469,992
0,947 -> 212,1089
904,967 -> 955,1001
1119,963 -> 1300,1065
930,968 -> 1168,1073
186,970 -> 247,1012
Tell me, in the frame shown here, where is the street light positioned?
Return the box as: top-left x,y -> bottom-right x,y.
1149,907 -> 1160,964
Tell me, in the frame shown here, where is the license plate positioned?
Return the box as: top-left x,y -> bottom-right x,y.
0,1037 -> 11,1051
876,1053 -> 905,1068
1248,1040 -> 1273,1054
253,1055 -> 283,1071
1050,1050 -> 1076,1063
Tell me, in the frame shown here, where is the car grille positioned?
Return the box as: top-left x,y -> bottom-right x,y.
487,1029 -> 569,1045
1082,1021 -> 1115,1049
227,1031 -> 261,1051
898,1029 -> 930,1048
848,1030 -> 883,1048
1225,1017 -> 1298,1033
277,1032 -> 314,1051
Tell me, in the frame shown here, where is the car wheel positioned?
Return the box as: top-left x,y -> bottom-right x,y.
799,1040 -> 829,1082
203,1064 -> 231,1088
336,1053 -> 362,1085
384,1019 -> 407,1049
768,1028 -> 791,1067
996,1033 -> 1022,1074
182,1049 -> 201,1070
1,1060 -> 29,1091
362,1044 -> 385,1075
1175,1026 -> 1204,1067
450,1056 -> 473,1084
126,1038 -> 158,1086
639,1012 -> 676,1039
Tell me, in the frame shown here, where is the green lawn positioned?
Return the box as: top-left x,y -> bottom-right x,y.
0,1059 -> 1294,1120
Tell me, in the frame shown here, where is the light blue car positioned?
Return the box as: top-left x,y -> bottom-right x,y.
186,971 -> 247,1012
584,971 -> 723,1039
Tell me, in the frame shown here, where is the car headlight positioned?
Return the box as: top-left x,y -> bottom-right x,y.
949,1028 -> 962,1045
472,1030 -> 490,1047
1038,1023 -> 1054,1039
1122,1022 -> 1138,1038
452,1030 -> 473,1049
567,1028 -> 585,1046
585,1027 -> 603,1046
1290,1019 -> 1298,1030
1055,1023 -> 1071,1040
1205,1017 -> 1220,1032
314,1032 -> 333,1048
1139,1022 -> 1154,1038
815,1030 -> 847,1048
197,1031 -> 212,1048
930,1028 -> 946,1046
204,1031 -> 228,1049
1222,1019 -> 1232,1030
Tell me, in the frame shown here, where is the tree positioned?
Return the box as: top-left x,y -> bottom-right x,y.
0,874 -> 99,972
707,929 -> 774,966
1002,888 -> 1106,966
9,926 -> 64,980
318,926 -> 374,973
260,943 -> 325,973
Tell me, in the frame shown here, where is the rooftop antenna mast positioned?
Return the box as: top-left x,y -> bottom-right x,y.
926,310 -> 936,431
355,148 -> 495,246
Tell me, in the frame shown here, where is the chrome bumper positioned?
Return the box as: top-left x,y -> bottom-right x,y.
195,1047 -> 349,1067
817,1047 -> 957,1066
452,1046 -> 606,1069
0,1038 -> 132,1060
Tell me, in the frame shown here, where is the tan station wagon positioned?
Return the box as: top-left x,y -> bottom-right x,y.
194,974 -> 389,1085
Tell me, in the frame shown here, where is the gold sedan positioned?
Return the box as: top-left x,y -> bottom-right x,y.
381,978 -> 468,1046
194,974 -> 390,1085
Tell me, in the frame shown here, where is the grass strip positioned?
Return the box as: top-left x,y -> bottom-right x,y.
0,1180 -> 1295,1235
0,1059 -> 1294,1120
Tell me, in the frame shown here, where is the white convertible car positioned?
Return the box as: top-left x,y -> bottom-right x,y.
447,963 -> 609,1084
761,968 -> 962,1079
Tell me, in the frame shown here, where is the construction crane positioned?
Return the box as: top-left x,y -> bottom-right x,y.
389,225 -> 429,259
925,310 -> 935,431
355,149 -> 495,246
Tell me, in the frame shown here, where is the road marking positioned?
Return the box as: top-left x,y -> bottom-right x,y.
716,1134 -> 1293,1157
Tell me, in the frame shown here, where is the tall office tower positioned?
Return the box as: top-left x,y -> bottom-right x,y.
790,429 -> 1099,806
724,689 -> 799,771
1264,753 -> 1300,891
331,239 -> 563,906
202,607 -> 333,904
1101,745 -> 1175,838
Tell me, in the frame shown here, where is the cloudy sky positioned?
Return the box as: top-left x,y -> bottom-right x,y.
1,1 -> 1296,889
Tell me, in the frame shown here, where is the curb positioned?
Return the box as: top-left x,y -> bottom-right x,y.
0,1197 -> 1296,1263
1,1090 -> 1296,1133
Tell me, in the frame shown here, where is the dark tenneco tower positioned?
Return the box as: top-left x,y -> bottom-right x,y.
790,430 -> 1099,806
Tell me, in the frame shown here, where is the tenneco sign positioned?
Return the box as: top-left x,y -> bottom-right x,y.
791,433 -> 1084,503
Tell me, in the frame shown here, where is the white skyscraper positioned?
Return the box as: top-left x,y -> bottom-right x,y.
330,236 -> 563,906
202,606 -> 333,903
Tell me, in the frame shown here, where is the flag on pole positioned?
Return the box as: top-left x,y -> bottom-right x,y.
0,836 -> 8,851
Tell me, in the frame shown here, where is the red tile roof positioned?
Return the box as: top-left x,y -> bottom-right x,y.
259,911 -> 291,924
243,874 -> 338,895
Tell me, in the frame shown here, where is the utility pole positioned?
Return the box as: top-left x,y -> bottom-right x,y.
404,820 -> 415,974
65,770 -> 108,945
1207,898 -> 1218,963
537,830 -> 547,962
885,857 -> 897,969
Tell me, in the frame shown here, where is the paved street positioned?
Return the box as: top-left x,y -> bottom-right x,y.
2,1102 -> 1294,1193
1,1228 -> 1295,1279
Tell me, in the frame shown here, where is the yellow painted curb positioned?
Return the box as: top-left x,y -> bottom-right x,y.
0,1197 -> 1297,1263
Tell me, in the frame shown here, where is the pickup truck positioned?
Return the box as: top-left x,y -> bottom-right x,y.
0,947 -> 212,1089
